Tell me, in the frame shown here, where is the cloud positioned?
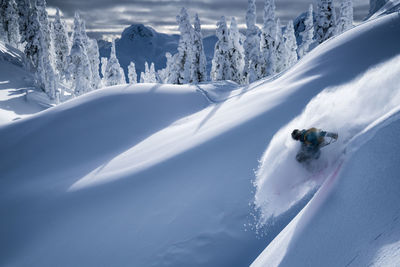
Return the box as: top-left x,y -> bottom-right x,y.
46,0 -> 370,39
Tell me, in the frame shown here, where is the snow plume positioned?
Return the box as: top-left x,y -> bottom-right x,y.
254,54 -> 400,226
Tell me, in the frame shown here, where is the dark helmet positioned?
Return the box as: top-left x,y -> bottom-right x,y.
291,129 -> 301,140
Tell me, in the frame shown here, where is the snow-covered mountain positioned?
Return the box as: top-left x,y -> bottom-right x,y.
2,6 -> 400,267
98,24 -> 217,79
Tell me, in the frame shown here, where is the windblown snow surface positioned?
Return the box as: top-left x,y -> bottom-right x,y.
1,11 -> 400,267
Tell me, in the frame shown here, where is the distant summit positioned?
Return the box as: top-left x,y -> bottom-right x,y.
121,24 -> 155,39
98,24 -> 217,80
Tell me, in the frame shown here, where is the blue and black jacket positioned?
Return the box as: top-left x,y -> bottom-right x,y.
298,128 -> 327,148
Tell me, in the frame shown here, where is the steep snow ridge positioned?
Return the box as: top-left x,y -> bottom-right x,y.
252,104 -> 400,267
0,41 -> 23,66
254,53 -> 400,223
369,0 -> 400,19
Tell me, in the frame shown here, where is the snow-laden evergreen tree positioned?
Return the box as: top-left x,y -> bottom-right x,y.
260,0 -> 277,77
336,0 -> 353,35
211,16 -> 231,81
0,18 -> 7,43
24,2 -> 41,68
87,39 -> 101,89
282,20 -> 298,70
275,18 -> 285,73
140,62 -> 149,83
160,52 -> 175,83
149,62 -> 157,83
101,57 -> 107,80
128,61 -> 137,84
298,4 -> 315,58
228,17 -> 245,84
316,0 -> 337,44
35,0 -> 52,54
140,62 -> 157,83
244,0 -> 261,83
52,8 -> 70,77
190,13 -> 207,83
5,0 -> 21,48
79,19 -> 90,50
169,7 -> 193,84
67,12 -> 92,95
35,24 -> 57,99
0,0 -> 9,42
16,0 -> 30,44
104,39 -> 126,86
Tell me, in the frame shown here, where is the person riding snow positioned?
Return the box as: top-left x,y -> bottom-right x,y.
291,128 -> 338,163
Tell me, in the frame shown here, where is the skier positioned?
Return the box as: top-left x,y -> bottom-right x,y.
291,128 -> 338,163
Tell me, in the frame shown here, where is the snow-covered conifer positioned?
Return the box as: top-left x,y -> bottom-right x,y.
244,0 -> 261,83
128,61 -> 137,84
139,71 -> 144,83
171,7 -> 193,84
149,62 -> 157,83
35,26 -> 57,99
16,0 -> 30,44
29,1 -> 58,100
52,8 -> 70,77
274,19 -> 285,73
67,12 -> 92,95
140,62 -> 157,83
35,0 -> 51,51
101,57 -> 107,80
140,62 -> 149,83
298,4 -> 315,58
5,0 -> 21,48
190,13 -> 207,83
0,19 -> 7,43
104,39 -> 126,86
228,17 -> 245,84
260,0 -> 277,77
0,0 -> 9,41
79,19 -> 90,50
87,39 -> 101,89
160,52 -> 176,83
211,16 -> 230,81
316,0 -> 337,44
282,20 -> 298,70
336,0 -> 353,35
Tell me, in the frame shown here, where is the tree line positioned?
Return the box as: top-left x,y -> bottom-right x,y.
0,0 -> 354,103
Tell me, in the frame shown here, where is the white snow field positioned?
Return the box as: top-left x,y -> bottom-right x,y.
0,42 -> 46,124
1,11 -> 400,267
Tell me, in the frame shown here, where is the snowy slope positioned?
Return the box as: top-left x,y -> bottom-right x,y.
252,107 -> 400,267
0,42 -> 46,124
252,11 -> 400,267
368,0 -> 400,19
1,11 -> 400,267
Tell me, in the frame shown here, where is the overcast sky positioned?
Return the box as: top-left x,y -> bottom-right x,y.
46,0 -> 370,40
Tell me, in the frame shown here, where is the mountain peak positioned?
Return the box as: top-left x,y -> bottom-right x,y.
121,24 -> 155,40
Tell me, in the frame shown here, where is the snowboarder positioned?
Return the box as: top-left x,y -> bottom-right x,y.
291,128 -> 338,163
